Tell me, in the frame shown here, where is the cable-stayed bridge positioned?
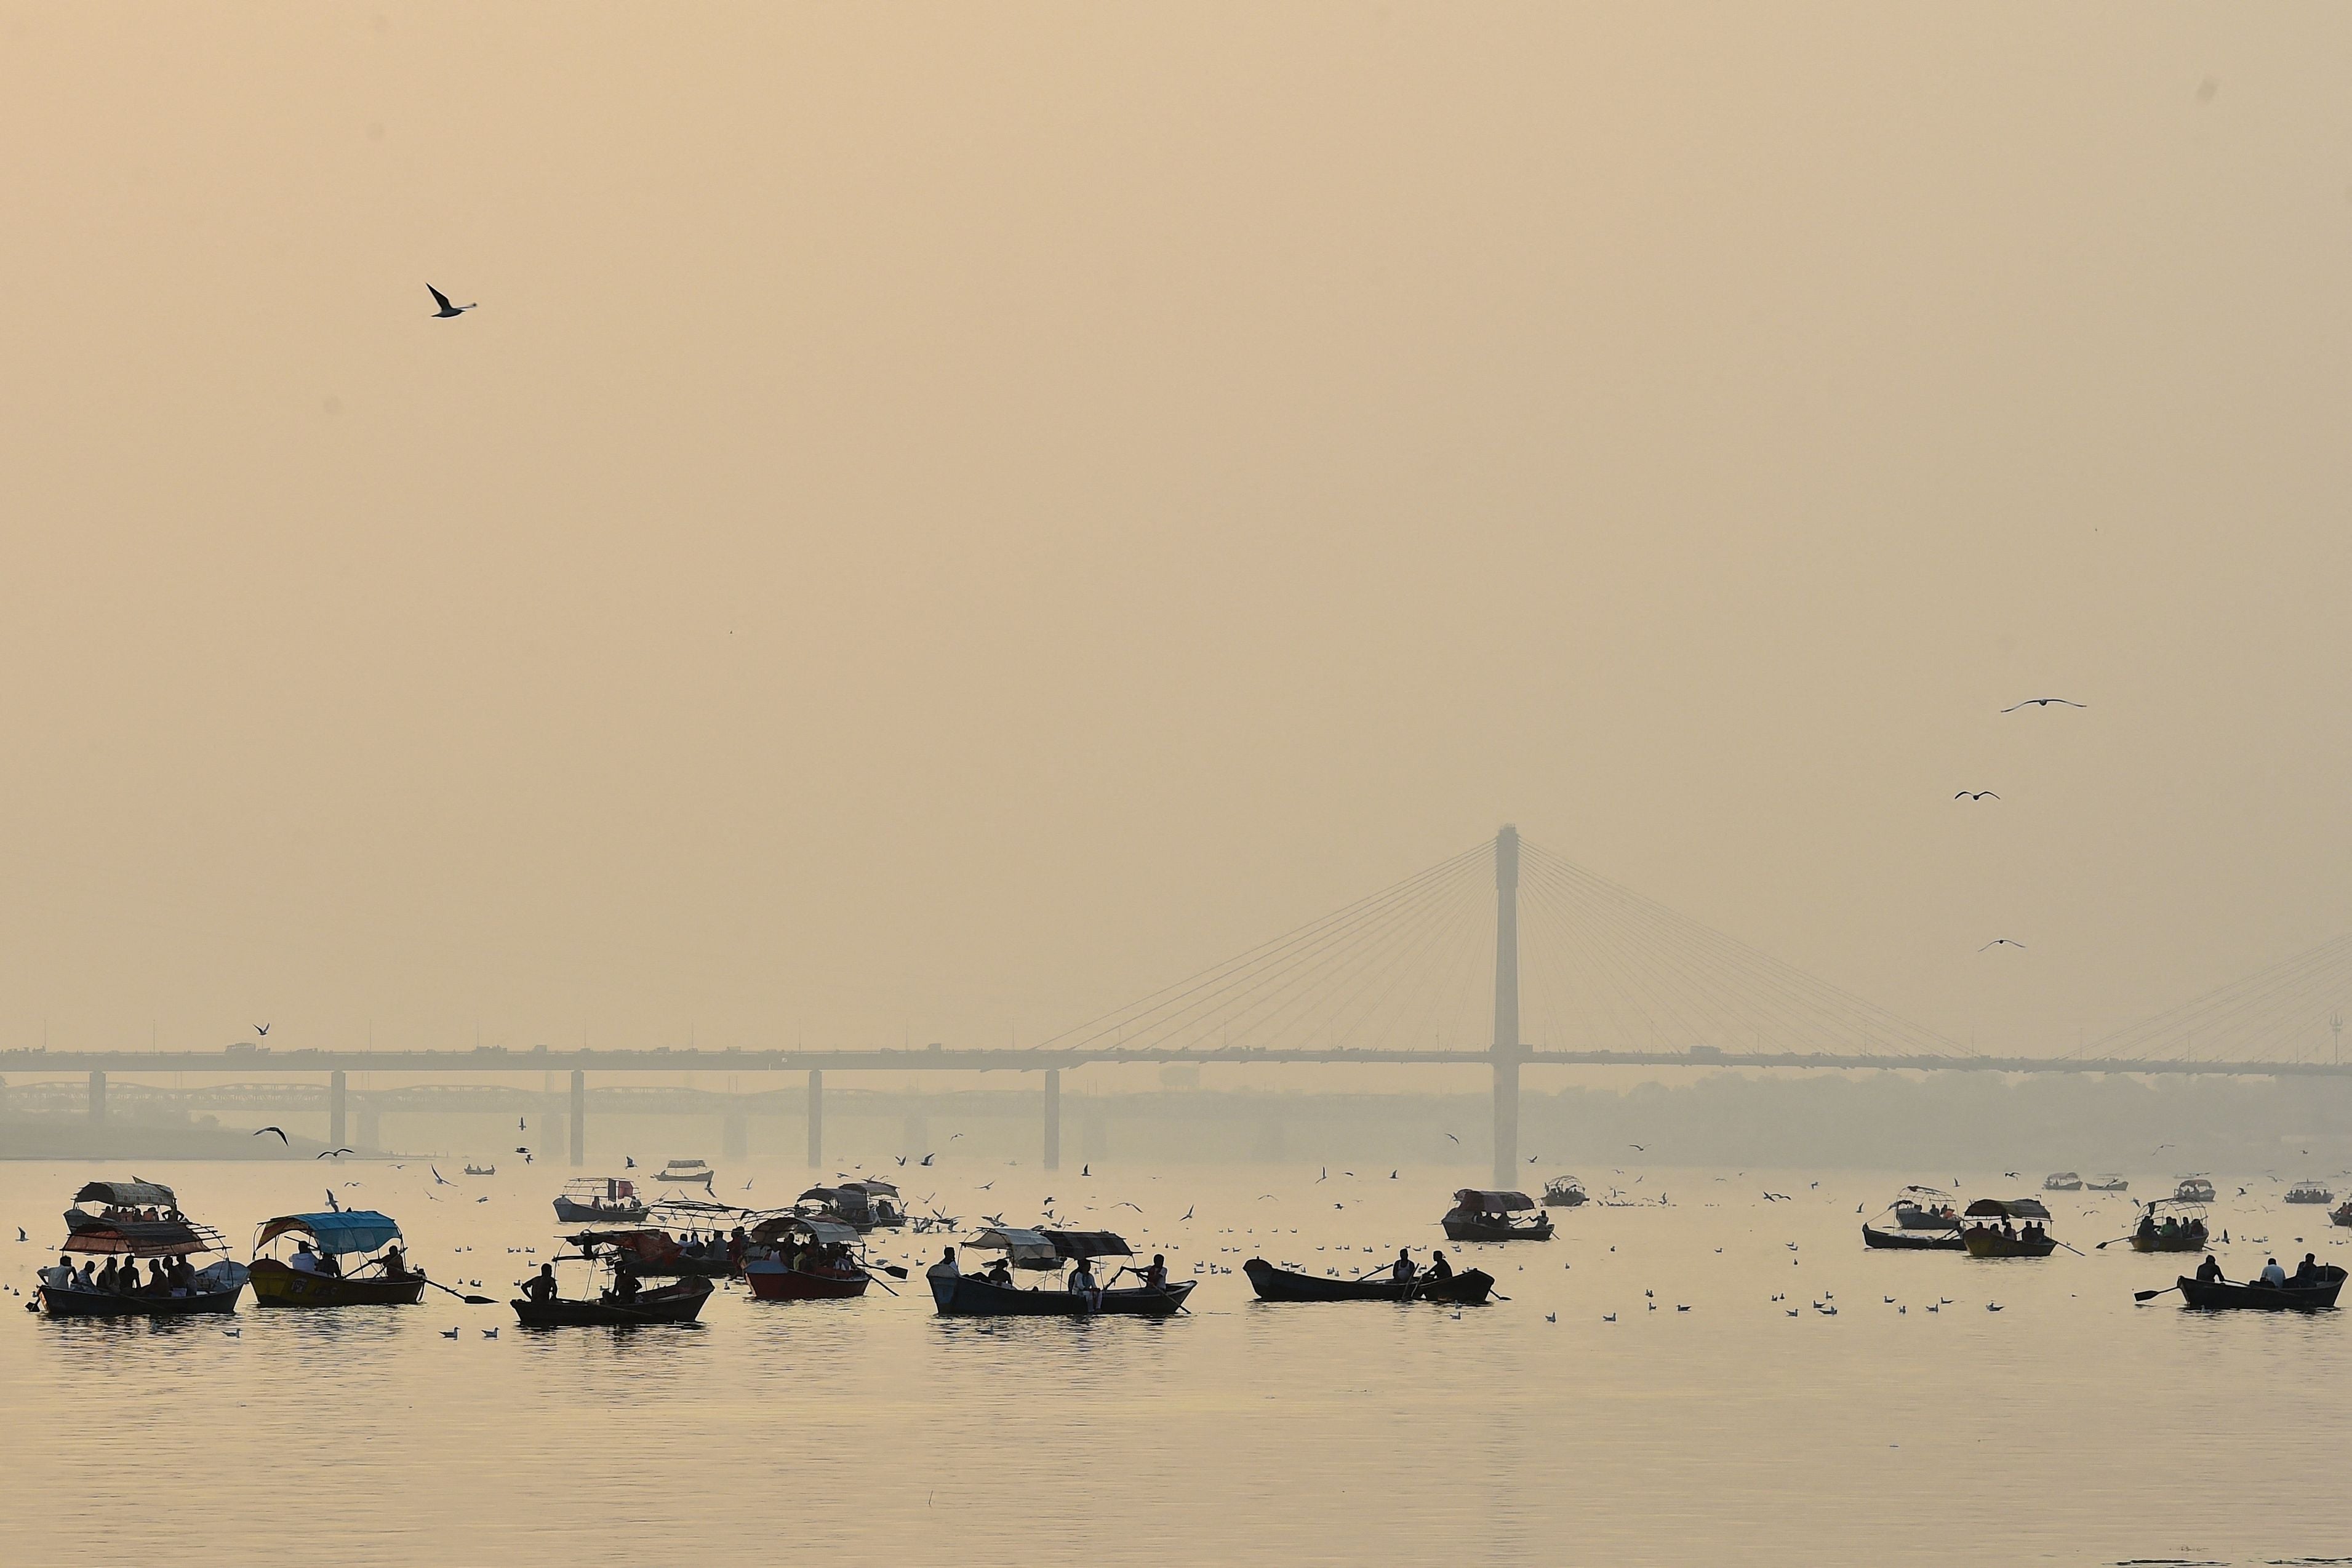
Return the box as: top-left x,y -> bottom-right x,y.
7,827 -> 2351,1183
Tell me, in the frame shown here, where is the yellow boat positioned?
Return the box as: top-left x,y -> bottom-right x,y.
247,1210 -> 430,1308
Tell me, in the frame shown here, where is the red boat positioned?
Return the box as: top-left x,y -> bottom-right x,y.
741,1214 -> 873,1301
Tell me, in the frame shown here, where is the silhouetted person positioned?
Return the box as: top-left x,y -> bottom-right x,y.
2195,1255 -> 2224,1285
523,1264 -> 559,1305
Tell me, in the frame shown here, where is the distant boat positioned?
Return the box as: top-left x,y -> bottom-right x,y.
512,1275 -> 713,1327
38,1180 -> 247,1318
2042,1172 -> 2084,1191
1862,1223 -> 1964,1252
1887,1186 -> 1961,1230
462,1164 -> 495,1178
2178,1266 -> 2345,1312
1244,1257 -> 1495,1303
1440,1188 -> 1553,1242
2286,1180 -> 2334,1206
553,1177 -> 646,1224
654,1159 -> 716,1190
1540,1175 -> 1587,1209
2084,1174 -> 2129,1192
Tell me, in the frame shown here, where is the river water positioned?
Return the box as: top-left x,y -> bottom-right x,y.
5,1159 -> 2346,1567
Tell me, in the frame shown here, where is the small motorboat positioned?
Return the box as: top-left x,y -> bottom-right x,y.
2174,1175 -> 2218,1204
929,1228 -> 1193,1317
2286,1180 -> 2334,1206
36,1180 -> 249,1319
512,1274 -> 713,1327
248,1210 -> 429,1308
654,1159 -> 716,1191
462,1164 -> 496,1178
2085,1174 -> 2130,1193
795,1180 -> 908,1232
1961,1197 -> 2058,1258
1243,1258 -> 1494,1304
1540,1175 -> 1587,1209
1440,1189 -> 1553,1242
742,1214 -> 873,1302
2042,1172 -> 2084,1192
2177,1266 -> 2345,1312
1862,1223 -> 1965,1252
2126,1199 -> 2209,1254
553,1177 -> 647,1224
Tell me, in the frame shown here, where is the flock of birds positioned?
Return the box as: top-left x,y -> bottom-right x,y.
1966,696 -> 2087,954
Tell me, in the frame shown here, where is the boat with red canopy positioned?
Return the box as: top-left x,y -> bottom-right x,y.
743,1214 -> 873,1301
36,1180 -> 247,1318
566,1224 -> 742,1278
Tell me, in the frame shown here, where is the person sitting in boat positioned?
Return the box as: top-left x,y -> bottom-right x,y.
169,1255 -> 196,1295
2260,1257 -> 2288,1286
95,1258 -> 121,1293
381,1244 -> 410,1281
2135,1212 -> 2158,1244
40,1255 -> 74,1292
290,1241 -> 322,1274
606,1268 -> 642,1306
983,1257 -> 1013,1287
315,1248 -> 342,1279
2195,1255 -> 2225,1285
1068,1257 -> 1101,1310
927,1246 -> 959,1284
522,1264 -> 559,1305
1425,1250 -> 1454,1281
1140,1254 -> 1169,1292
74,1261 -> 97,1290
2294,1253 -> 2321,1286
729,1228 -> 748,1273
1390,1248 -> 1417,1286
148,1259 -> 172,1294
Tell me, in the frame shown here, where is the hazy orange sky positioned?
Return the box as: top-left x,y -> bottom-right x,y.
4,6 -> 2349,1062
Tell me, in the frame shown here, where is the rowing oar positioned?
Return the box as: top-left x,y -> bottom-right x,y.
420,1278 -> 496,1306
2054,1241 -> 2088,1257
2094,1235 -> 2135,1250
855,1266 -> 900,1297
2134,1284 -> 2182,1303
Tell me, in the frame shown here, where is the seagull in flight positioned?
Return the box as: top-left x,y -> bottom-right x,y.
1979,938 -> 2026,951
1954,791 -> 1999,801
2000,698 -> 2086,712
254,1023 -> 270,1037
431,1166 -> 454,1185
428,284 -> 476,318
317,1148 -> 354,1159
1179,1206 -> 1194,1221
253,1126 -> 289,1144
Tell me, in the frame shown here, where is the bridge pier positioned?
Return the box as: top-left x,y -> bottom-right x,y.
806,1070 -> 823,1169
1491,823 -> 1522,1188
570,1070 -> 586,1167
723,1106 -> 748,1161
1043,1068 -> 1062,1172
329,1070 -> 347,1150
88,1070 -> 106,1126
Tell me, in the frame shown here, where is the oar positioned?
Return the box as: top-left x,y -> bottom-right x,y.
421,1277 -> 496,1306
2054,1241 -> 2087,1257
855,1267 -> 900,1297
2134,1284 -> 2183,1303
871,1261 -> 910,1279
2094,1234 -> 2138,1250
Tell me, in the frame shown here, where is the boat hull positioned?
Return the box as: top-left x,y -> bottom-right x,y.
2178,1269 -> 2345,1311
1962,1230 -> 2057,1258
2127,1233 -> 2209,1254
38,1284 -> 241,1319
744,1264 -> 870,1302
927,1273 -> 1194,1318
552,1198 -> 647,1224
249,1261 -> 428,1308
511,1278 -> 712,1327
1862,1224 -> 1965,1252
1242,1258 -> 1494,1303
1441,1216 -> 1552,1242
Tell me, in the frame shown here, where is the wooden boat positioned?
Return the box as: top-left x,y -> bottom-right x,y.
462,1164 -> 495,1177
552,1177 -> 647,1225
2042,1172 -> 2084,1191
2286,1180 -> 2334,1206
2126,1199 -> 2209,1254
2085,1174 -> 2130,1192
566,1226 -> 738,1278
930,1227 -> 1191,1317
2174,1175 -> 2217,1204
1862,1223 -> 1965,1252
37,1181 -> 247,1319
1961,1197 -> 2058,1258
2177,1266 -> 2345,1312
2330,1201 -> 2352,1229
248,1210 -> 428,1308
1888,1186 -> 1961,1230
1540,1175 -> 1587,1208
794,1180 -> 907,1232
511,1274 -> 713,1327
1440,1189 -> 1553,1242
1242,1257 -> 1494,1303
654,1158 -> 716,1191
742,1214 -> 871,1301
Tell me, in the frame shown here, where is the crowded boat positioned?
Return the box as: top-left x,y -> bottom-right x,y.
36,1180 -> 248,1318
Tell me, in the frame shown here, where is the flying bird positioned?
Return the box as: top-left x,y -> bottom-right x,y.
624,1156 -> 636,1168
920,1153 -> 935,1166
1979,939 -> 2026,951
1954,791 -> 1999,801
431,1166 -> 453,1185
518,1118 -> 526,1131
2000,698 -> 2086,712
1179,1206 -> 1194,1221
1444,1133 -> 1460,1144
427,284 -> 476,318
317,1148 -> 354,1159
1628,1144 -> 1646,1152
254,1023 -> 270,1037
254,1127 -> 289,1144
324,1189 -> 340,1212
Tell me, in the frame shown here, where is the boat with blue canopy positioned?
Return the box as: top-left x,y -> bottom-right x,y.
248,1210 -> 429,1308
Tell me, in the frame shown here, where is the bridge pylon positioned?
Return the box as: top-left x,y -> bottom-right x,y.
1492,824 -> 1522,1188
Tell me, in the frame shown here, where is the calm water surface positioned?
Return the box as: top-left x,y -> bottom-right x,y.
6,1159 -> 2348,1566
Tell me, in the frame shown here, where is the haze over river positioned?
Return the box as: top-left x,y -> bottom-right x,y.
7,1159 -> 2346,1567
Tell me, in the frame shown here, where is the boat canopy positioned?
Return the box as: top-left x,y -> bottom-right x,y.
1963,1198 -> 2052,1220
748,1214 -> 860,1247
1895,1186 -> 1953,1201
1452,1189 -> 1536,1214
563,1177 -> 638,1201
798,1186 -> 847,1206
842,1180 -> 898,1199
966,1228 -> 1065,1270
1041,1230 -> 1134,1261
72,1180 -> 178,1210
254,1210 -> 402,1257
62,1211 -> 221,1257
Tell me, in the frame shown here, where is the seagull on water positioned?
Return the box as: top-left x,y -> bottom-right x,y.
427,284 -> 476,318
